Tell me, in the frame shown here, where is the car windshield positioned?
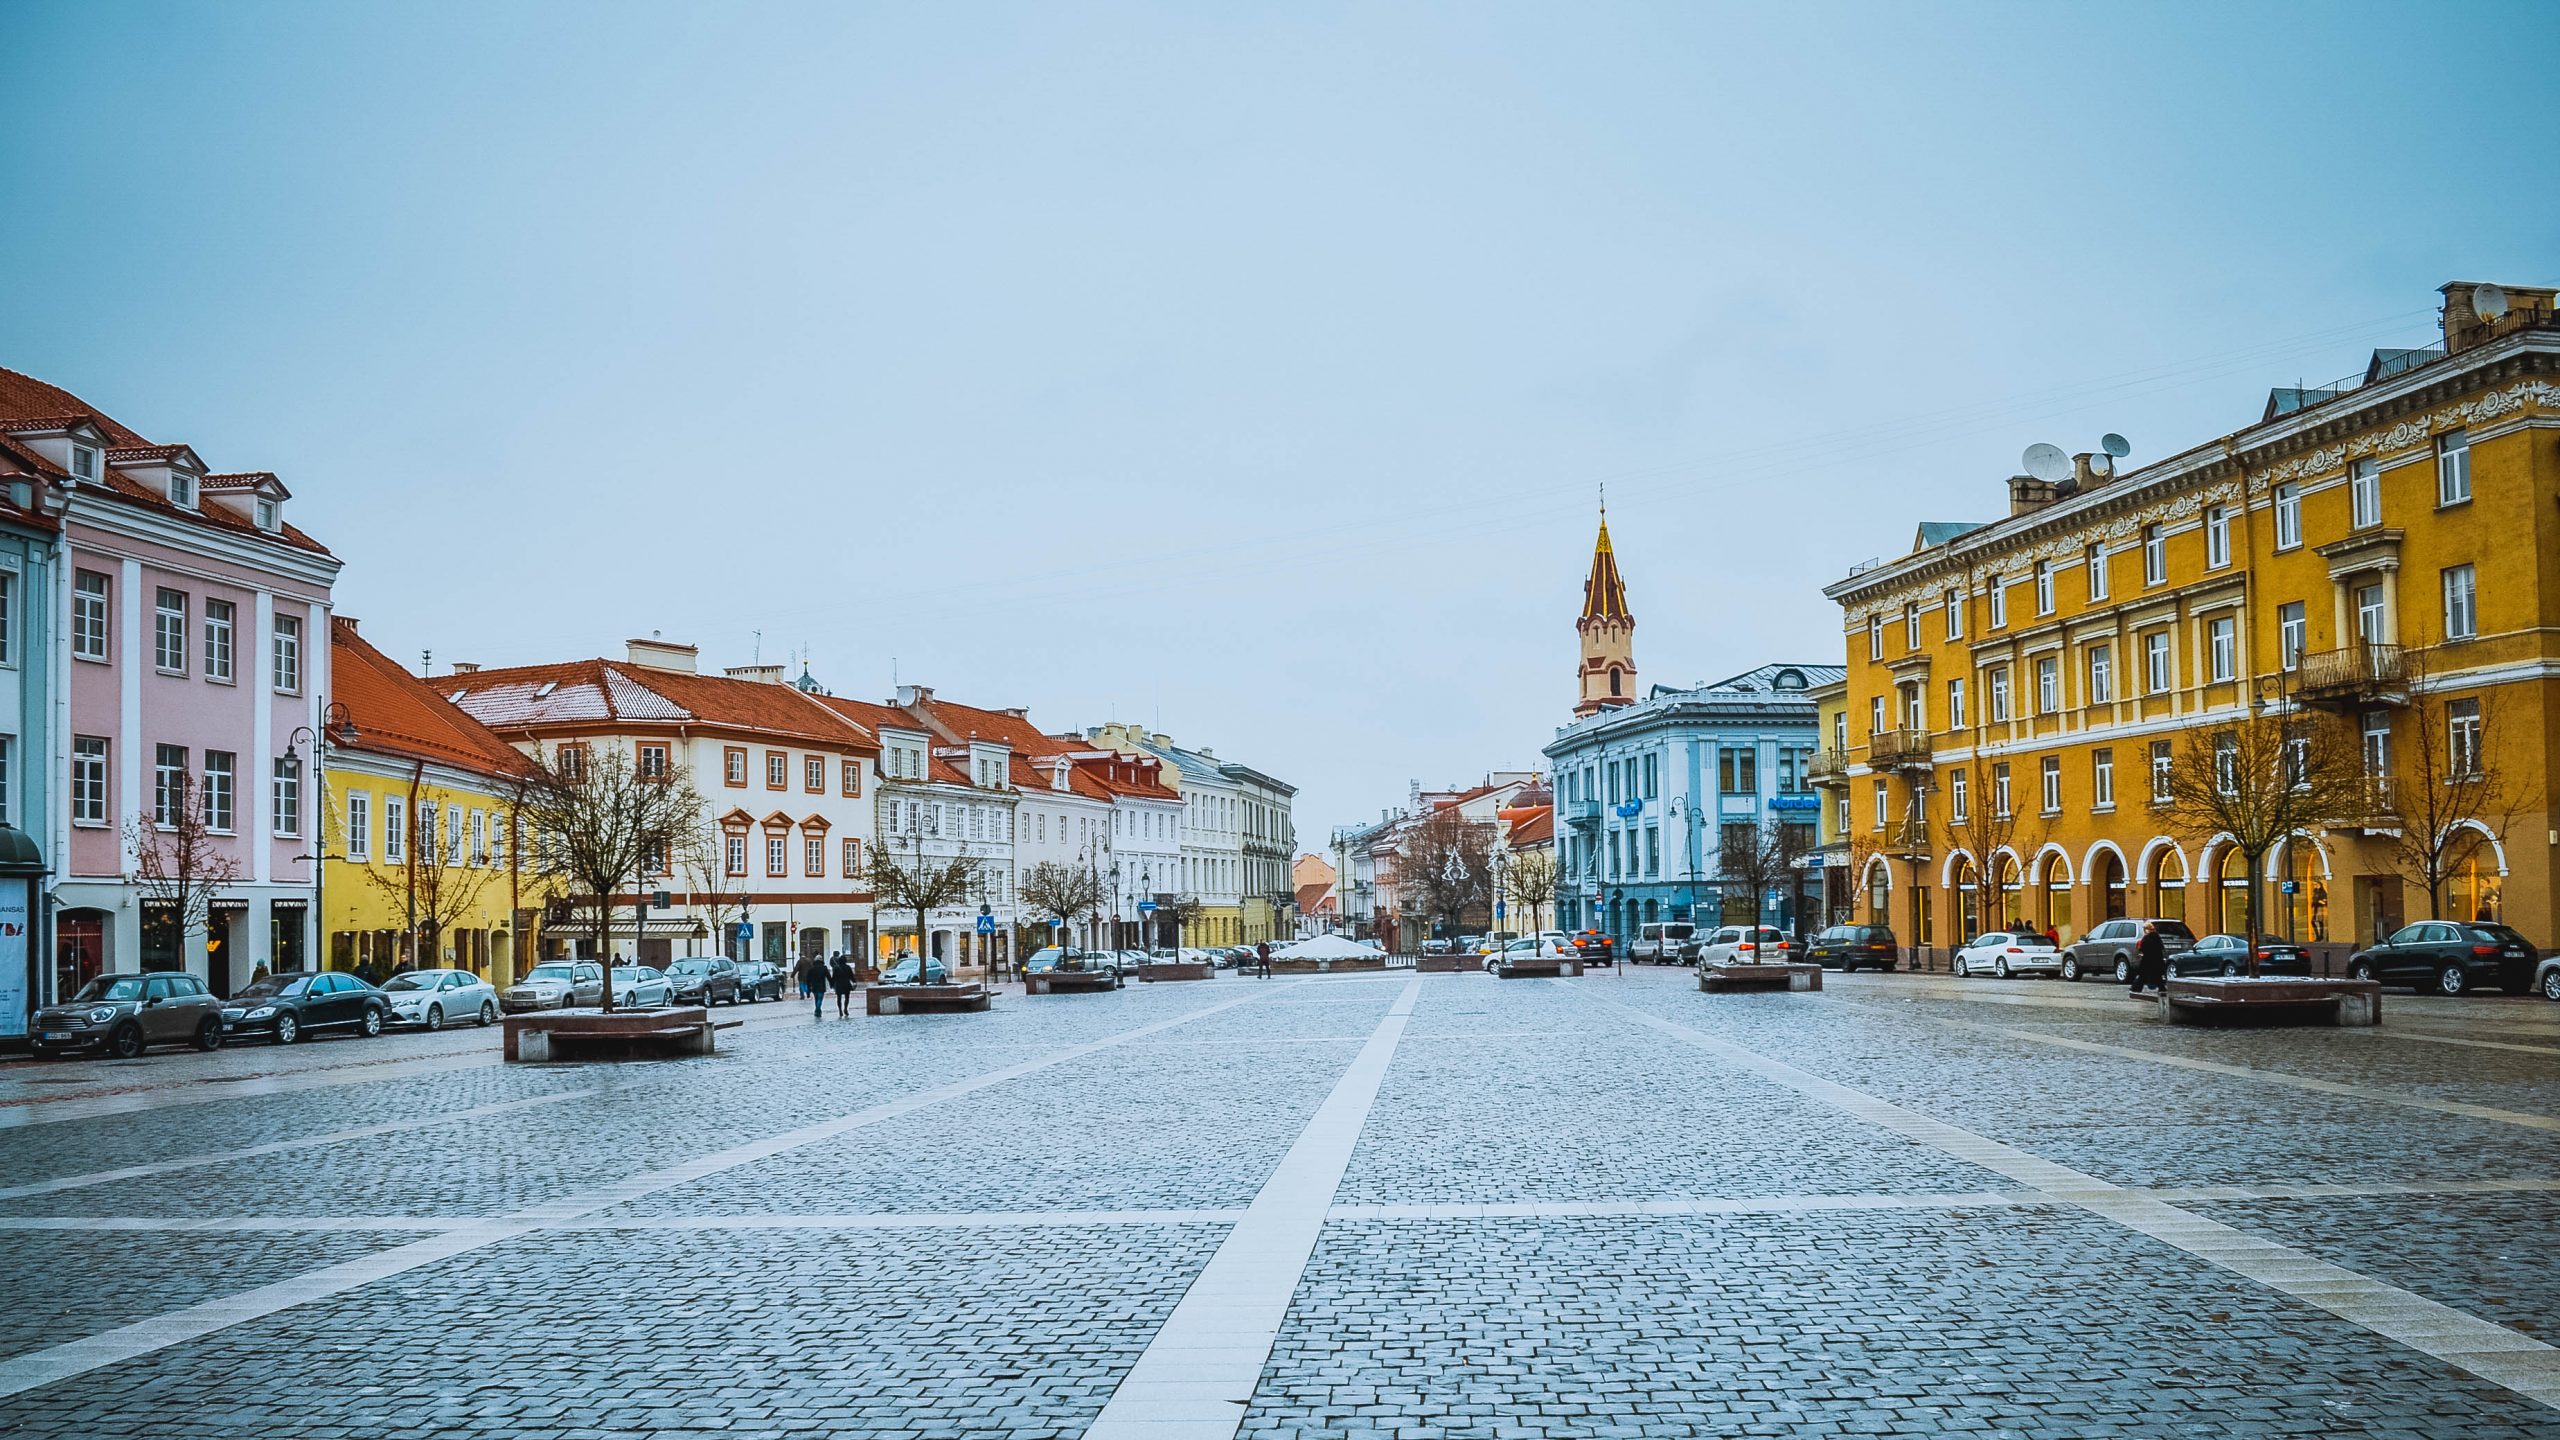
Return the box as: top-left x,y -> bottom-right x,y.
671,961 -> 713,975
381,973 -> 446,992
73,975 -> 150,1003
611,969 -> 651,983
526,965 -> 576,983
233,976 -> 309,999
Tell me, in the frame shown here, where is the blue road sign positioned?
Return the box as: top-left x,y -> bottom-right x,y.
734,923 -> 752,940
975,914 -> 996,934
1494,901 -> 1506,919
1138,900 -> 1158,914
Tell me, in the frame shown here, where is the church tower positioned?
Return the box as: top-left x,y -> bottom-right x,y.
1574,502 -> 1635,716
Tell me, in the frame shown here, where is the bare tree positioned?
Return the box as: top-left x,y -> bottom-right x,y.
1715,815 -> 1813,932
1020,860 -> 1106,952
513,746 -> 706,1009
127,775 -> 244,976
1401,808 -> 1494,942
2162,706 -> 2364,972
2366,654 -> 2529,922
1936,764 -> 2050,936
359,792 -> 497,970
1159,893 -> 1203,954
1502,847 -> 1560,936
863,832 -> 984,985
676,828 -> 747,963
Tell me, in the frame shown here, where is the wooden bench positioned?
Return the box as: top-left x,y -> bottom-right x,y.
1024,970 -> 1121,994
1134,962 -> 1211,982
866,983 -> 993,1016
1496,958 -> 1582,979
505,1007 -> 715,1062
2162,976 -> 2381,1027
1697,962 -> 1824,993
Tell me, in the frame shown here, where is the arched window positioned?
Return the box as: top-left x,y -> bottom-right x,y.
1608,668 -> 1623,697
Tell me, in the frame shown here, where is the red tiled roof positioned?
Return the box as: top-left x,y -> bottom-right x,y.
0,365 -> 333,556
446,660 -> 877,750
1506,807 -> 1555,847
330,619 -> 536,779
1295,882 -> 1334,913
811,695 -> 924,738
900,694 -> 1070,756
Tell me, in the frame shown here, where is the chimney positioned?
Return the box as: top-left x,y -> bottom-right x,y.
2007,474 -> 2064,516
2072,453 -> 2100,488
2441,280 -> 2559,354
724,664 -> 785,684
450,661 -> 480,675
625,637 -> 698,673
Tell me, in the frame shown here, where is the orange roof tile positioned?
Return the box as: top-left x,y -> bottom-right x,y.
446,660 -> 877,750
330,619 -> 537,779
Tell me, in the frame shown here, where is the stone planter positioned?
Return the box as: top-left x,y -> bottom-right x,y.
1415,955 -> 1478,973
1698,962 -> 1824,993
1496,958 -> 1582,979
1024,970 -> 1121,995
2162,975 -> 2381,1027
505,1006 -> 714,1062
1134,962 -> 1211,982
1270,956 -> 1390,974
866,983 -> 993,1016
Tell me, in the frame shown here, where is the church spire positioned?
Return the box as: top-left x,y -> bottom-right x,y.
1574,499 -> 1636,716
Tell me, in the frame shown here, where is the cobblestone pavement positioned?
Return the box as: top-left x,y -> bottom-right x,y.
0,968 -> 2553,1438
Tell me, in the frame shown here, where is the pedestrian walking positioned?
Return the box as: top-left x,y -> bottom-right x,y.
829,952 -> 857,1017
2132,921 -> 2167,995
2043,923 -> 2060,950
796,951 -> 829,1019
1255,940 -> 1271,978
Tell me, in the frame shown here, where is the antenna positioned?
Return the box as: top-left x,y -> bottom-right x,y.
2021,443 -> 2071,482
752,630 -> 762,663
2101,433 -> 2131,458
2473,282 -> 2509,322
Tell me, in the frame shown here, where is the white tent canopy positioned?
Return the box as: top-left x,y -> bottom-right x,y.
1272,934 -> 1379,961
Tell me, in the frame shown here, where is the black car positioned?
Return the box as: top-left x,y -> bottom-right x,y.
222,970 -> 391,1044
1805,924 -> 1900,972
2347,921 -> 2539,995
2175,933 -> 2312,978
731,960 -> 785,1002
664,956 -> 743,1005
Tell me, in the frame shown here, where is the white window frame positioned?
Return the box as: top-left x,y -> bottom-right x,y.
1988,667 -> 2011,722
2086,544 -> 2108,601
71,736 -> 108,826
71,571 -> 109,661
2145,632 -> 2172,694
2279,602 -> 2306,671
2437,428 -> 2470,506
1944,588 -> 1962,639
2035,656 -> 2059,714
2092,748 -> 2115,809
2142,525 -> 2166,585
2274,482 -> 2302,549
2443,564 -> 2476,641
2205,506 -> 2231,568
272,757 -> 300,838
2040,755 -> 2061,814
153,588 -> 187,674
346,791 -> 372,861
273,615 -> 302,694
1988,581 -> 2007,629
203,598 -> 235,683
2209,616 -> 2236,682
2089,644 -> 2113,703
2034,562 -> 2054,615
2350,457 -> 2380,528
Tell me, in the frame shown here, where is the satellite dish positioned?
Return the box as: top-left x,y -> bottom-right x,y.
2088,452 -> 2114,477
2473,283 -> 2509,322
2101,433 -> 2131,458
2021,443 -> 2071,482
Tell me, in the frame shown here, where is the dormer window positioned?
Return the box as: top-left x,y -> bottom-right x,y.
168,471 -> 195,508
254,498 -> 278,531
69,445 -> 99,482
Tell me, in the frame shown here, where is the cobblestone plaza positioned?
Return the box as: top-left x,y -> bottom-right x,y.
1,968 -> 2555,1438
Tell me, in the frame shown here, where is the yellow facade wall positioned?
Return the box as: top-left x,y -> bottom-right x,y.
322,762 -> 532,980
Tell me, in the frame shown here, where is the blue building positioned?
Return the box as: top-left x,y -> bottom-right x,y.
0,466 -> 59,1043
1545,511 -> 1835,941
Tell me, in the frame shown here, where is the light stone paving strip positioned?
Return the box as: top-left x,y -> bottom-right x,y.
1591,986 -> 2560,1411
1856,1002 -> 2560,1132
0,1089 -> 589,1199
1084,976 -> 1422,1440
0,1050 -> 513,1128
0,982 -> 1292,1403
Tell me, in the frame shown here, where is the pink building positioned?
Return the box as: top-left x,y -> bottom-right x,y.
0,368 -> 340,997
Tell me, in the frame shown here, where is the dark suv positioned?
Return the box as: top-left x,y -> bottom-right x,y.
1805,925 -> 1900,971
664,956 -> 742,1005
2062,918 -> 2194,983
32,972 -> 226,1058
2348,921 -> 2539,995
222,970 -> 391,1044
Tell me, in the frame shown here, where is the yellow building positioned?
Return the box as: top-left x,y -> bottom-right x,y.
1805,674 -> 1852,924
1824,280 -> 2560,964
320,619 -> 546,980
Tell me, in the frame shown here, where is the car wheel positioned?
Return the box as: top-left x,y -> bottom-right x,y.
2541,969 -> 2560,1002
274,1013 -> 300,1045
2222,963 -> 2239,978
107,1022 -> 146,1059
479,1000 -> 497,1026
2437,965 -> 2469,997
2347,958 -> 2374,981
1994,956 -> 2012,979
2060,956 -> 2080,982
193,1017 -> 224,1052
360,1008 -> 385,1038
2113,957 -> 2131,984
1953,955 -> 1970,977
424,1004 -> 445,1033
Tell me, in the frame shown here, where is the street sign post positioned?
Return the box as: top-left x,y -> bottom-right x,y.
975,914 -> 996,935
1138,900 -> 1158,914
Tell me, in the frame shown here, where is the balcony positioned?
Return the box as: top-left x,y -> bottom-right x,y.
1866,728 -> 1934,772
1566,798 -> 1603,827
2295,643 -> 2407,707
1807,749 -> 1851,788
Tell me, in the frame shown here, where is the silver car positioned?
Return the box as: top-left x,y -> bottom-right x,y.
609,966 -> 672,1007
379,969 -> 500,1030
501,961 -> 604,1013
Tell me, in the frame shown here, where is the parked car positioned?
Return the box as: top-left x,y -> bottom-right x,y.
380,969 -> 501,1029
2176,934 -> 2312,979
2062,918 -> 2195,983
881,956 -> 951,984
1953,932 -> 2062,979
1421,937 -> 1457,956
1804,924 -> 1900,972
31,972 -> 226,1058
2347,921 -> 2539,995
1568,929 -> 1617,964
731,960 -> 785,1002
1027,947 -> 1114,974
1694,925 -> 1792,966
664,956 -> 743,1006
606,966 -> 673,1007
1629,922 -> 1696,964
503,961 -> 605,1012
222,970 -> 391,1044
2538,952 -> 2560,1002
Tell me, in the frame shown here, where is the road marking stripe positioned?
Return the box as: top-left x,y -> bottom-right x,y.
0,1051 -> 510,1128
1084,976 -> 1421,1440
0,984 -> 1296,1402
0,1090 -> 590,1199
1590,988 -> 2560,1411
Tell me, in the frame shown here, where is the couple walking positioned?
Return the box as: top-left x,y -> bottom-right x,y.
797,952 -> 859,1018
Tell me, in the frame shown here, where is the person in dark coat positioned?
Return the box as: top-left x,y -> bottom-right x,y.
2133,922 -> 2167,995
795,952 -> 829,1019
828,953 -> 857,1017
1255,940 -> 1271,978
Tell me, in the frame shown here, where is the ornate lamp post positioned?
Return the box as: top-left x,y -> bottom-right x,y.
282,702 -> 358,974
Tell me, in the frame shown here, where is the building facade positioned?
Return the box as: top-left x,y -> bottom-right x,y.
0,435 -> 59,1037
1223,763 -> 1298,943
1823,279 -> 2560,960
821,688 -> 1020,972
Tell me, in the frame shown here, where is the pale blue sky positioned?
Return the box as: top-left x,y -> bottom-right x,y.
3,1 -> 2553,844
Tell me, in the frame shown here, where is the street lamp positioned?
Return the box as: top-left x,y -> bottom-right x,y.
282,703 -> 357,974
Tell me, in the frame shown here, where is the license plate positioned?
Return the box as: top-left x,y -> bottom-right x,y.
40,1031 -> 70,1041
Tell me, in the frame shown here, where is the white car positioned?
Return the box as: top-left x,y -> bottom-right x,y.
609,966 -> 672,1007
1693,926 -> 1793,966
378,969 -> 499,1030
1953,932 -> 2063,978
1487,933 -> 1577,971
